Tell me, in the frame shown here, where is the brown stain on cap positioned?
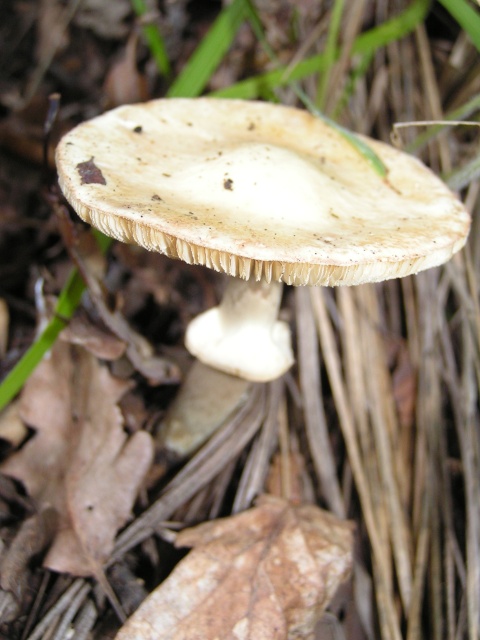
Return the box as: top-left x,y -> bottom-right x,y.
76,157 -> 107,185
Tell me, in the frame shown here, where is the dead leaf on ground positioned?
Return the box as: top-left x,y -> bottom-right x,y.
0,97 -> 71,167
103,31 -> 149,108
0,341 -> 154,577
59,227 -> 180,386
35,0 -> 69,64
0,401 -> 28,449
74,0 -> 132,39
266,451 -> 308,506
0,298 -> 8,358
60,311 -> 127,361
0,507 -> 57,622
115,494 -> 353,640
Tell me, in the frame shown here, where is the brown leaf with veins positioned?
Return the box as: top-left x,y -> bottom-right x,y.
0,341 -> 154,576
115,495 -> 353,640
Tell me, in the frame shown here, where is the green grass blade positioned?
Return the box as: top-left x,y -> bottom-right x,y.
167,0 -> 248,98
0,316 -> 69,412
316,0 -> 346,110
130,0 -> 171,77
445,150 -> 480,191
242,0 -> 276,60
332,50 -> 375,120
235,0 -> 387,177
294,85 -> 387,177
0,232 -> 112,412
438,0 -> 480,53
212,0 -> 430,99
352,0 -> 429,54
0,276 -> 81,411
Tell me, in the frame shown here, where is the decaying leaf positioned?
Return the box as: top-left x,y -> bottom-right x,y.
60,312 -> 127,361
103,31 -> 149,108
73,0 -> 131,39
266,451 -> 308,506
0,297 -> 8,358
115,495 -> 353,640
0,401 -> 28,449
64,235 -> 180,386
0,507 -> 58,623
0,341 -> 154,577
35,0 -> 69,64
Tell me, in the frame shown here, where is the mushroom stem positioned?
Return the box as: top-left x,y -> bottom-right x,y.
185,278 -> 294,382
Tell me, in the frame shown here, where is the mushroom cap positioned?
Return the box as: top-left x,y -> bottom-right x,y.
56,98 -> 470,286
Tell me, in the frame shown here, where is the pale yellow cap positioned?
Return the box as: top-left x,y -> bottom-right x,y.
56,98 -> 470,286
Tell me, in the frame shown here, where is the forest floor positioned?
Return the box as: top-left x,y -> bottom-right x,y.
0,1 -> 479,639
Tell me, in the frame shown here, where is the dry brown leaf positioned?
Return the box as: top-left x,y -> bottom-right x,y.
0,99 -> 70,167
60,312 -> 127,360
1,342 -> 74,499
115,495 -> 353,640
103,32 -> 149,108
0,297 -> 8,358
74,0 -> 131,39
66,238 -> 180,386
0,401 -> 28,449
0,341 -> 154,576
35,0 -> 69,64
266,452 -> 309,506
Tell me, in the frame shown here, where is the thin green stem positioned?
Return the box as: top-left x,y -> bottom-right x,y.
0,232 -> 111,411
316,0 -> 346,110
130,0 -> 171,77
438,0 -> 480,53
242,0 -> 387,177
211,0 -> 430,99
167,0 -> 249,98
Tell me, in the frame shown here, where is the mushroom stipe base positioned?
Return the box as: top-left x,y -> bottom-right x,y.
186,278 -> 293,382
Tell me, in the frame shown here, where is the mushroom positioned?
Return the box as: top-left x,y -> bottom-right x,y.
55,98 -> 470,383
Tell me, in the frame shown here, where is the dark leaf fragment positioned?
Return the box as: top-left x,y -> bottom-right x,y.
77,158 -> 106,185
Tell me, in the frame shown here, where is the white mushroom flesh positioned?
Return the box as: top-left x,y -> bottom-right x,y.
185,278 -> 293,381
